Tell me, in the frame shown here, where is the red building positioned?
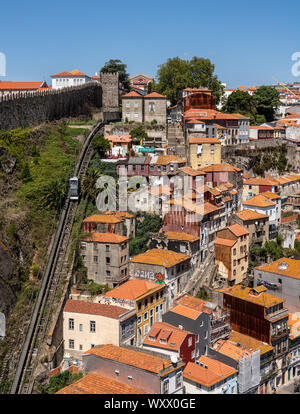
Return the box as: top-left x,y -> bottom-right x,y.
143,322 -> 196,365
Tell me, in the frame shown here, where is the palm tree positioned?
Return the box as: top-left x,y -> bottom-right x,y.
41,179 -> 66,210
81,168 -> 101,202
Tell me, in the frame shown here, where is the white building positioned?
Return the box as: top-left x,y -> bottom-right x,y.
51,69 -> 91,89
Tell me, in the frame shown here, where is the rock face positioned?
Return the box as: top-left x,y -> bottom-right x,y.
0,244 -> 16,315
0,148 -> 16,174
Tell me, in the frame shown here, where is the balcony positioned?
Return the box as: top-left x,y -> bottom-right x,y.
265,308 -> 289,323
271,329 -> 289,342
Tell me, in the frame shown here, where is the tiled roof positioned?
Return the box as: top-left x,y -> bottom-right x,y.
186,119 -> 205,124
130,249 -> 190,268
51,69 -> 88,77
212,339 -> 252,361
255,257 -> 300,280
144,92 -> 166,98
106,135 -> 132,143
155,155 -> 186,165
165,231 -> 200,242
83,214 -> 123,224
122,91 -> 143,98
243,194 -> 275,208
243,177 -> 278,186
84,344 -> 177,374
81,232 -> 128,243
200,163 -> 242,173
228,330 -> 273,355
179,167 -> 206,176
188,137 -> 221,144
144,322 -> 192,351
170,304 -> 201,320
219,285 -> 284,308
176,296 -> 213,314
105,279 -> 162,301
215,237 -> 237,247
0,81 -> 50,91
104,210 -> 135,219
64,299 -> 129,319
281,215 -> 298,223
56,372 -> 148,394
235,209 -> 269,221
228,223 -> 249,237
260,191 -> 281,200
183,359 -> 236,387
70,69 -> 88,77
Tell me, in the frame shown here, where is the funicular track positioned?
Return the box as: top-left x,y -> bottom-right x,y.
9,120 -> 106,394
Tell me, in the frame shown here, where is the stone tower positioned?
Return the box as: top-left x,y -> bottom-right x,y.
100,72 -> 120,116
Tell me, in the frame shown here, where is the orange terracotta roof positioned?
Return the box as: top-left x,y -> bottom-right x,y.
255,257 -> 300,280
213,339 -> 252,361
244,177 -> 278,186
155,155 -> 186,165
70,69 -> 88,77
235,209 -> 268,221
144,92 -> 166,98
215,237 -> 237,247
51,71 -> 73,77
228,331 -> 273,355
130,248 -> 190,268
260,191 -> 281,200
188,137 -> 221,144
84,344 -> 178,374
144,322 -> 192,351
229,190 -> 238,195
179,167 -> 206,176
122,91 -> 143,98
281,215 -> 298,223
176,296 -> 213,314
186,119 -> 205,124
81,232 -> 128,243
170,304 -> 202,320
0,81 -> 49,90
165,231 -> 199,242
219,285 -> 284,308
203,202 -> 220,215
200,163 -> 242,173
106,135 -> 132,143
83,214 -> 123,224
243,194 -> 275,208
56,372 -> 148,394
64,299 -> 129,319
228,223 -> 249,237
288,313 -> 300,339
183,359 -> 236,387
105,279 -> 162,301
104,210 -> 135,219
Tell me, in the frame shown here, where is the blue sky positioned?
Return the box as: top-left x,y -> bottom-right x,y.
1,0 -> 300,88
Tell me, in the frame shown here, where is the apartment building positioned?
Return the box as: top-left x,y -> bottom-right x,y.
214,223 -> 249,285
82,214 -> 124,235
129,249 -> 191,310
104,279 -> 165,345
233,209 -> 269,246
63,300 -> 136,360
79,233 -> 129,287
143,321 -> 196,364
122,91 -> 167,124
188,137 -> 221,169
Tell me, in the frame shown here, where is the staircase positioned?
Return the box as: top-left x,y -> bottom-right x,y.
183,251 -> 218,297
167,123 -> 186,159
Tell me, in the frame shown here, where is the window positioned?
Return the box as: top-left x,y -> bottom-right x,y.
138,316 -> 142,324
106,245 -> 110,252
138,302 -> 142,311
163,378 -> 169,394
81,242 -> 86,250
149,102 -> 155,112
188,337 -> 193,347
176,372 -> 182,389
125,101 -> 130,108
69,339 -> 74,349
82,255 -> 86,262
134,101 -> 139,108
79,324 -> 83,332
106,270 -> 111,277
144,312 -> 148,321
134,113 -> 139,118
145,299 -> 148,307
94,256 -> 98,263
126,113 -> 130,118
68,318 -> 74,330
90,321 -> 96,332
106,257 -> 110,265
233,249 -> 236,255
79,344 -> 83,350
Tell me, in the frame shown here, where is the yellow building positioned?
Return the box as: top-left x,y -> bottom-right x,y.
188,137 -> 221,169
105,279 -> 165,345
106,135 -> 132,157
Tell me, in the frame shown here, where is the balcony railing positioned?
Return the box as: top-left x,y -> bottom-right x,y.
271,329 -> 289,341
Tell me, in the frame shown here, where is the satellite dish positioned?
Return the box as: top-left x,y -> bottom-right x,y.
171,355 -> 178,364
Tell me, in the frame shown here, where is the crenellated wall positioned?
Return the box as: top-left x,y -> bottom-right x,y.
0,72 -> 120,130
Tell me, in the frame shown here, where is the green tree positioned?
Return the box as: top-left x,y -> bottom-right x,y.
253,86 -> 281,122
41,178 -> 66,210
21,162 -> 32,183
222,90 -> 256,116
130,126 -> 148,140
43,371 -> 83,394
92,135 -> 110,158
156,56 -> 224,106
100,59 -> 130,90
81,168 -> 100,202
